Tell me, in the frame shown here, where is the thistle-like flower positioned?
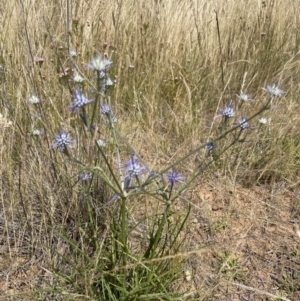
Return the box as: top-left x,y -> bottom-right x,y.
125,155 -> 146,178
68,89 -> 94,113
96,139 -> 107,147
237,116 -> 250,131
206,141 -> 216,152
86,53 -> 112,72
263,84 -> 285,98
124,155 -> 146,189
215,100 -> 235,119
221,100 -> 235,118
166,169 -> 184,186
52,130 -> 73,152
28,94 -> 41,104
258,117 -> 270,125
100,103 -> 112,117
98,71 -> 106,79
101,77 -> 115,92
73,70 -> 85,83
100,103 -> 112,116
100,103 -> 117,123
236,91 -> 252,102
69,48 -> 77,57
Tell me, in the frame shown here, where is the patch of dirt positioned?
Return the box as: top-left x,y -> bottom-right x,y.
181,181 -> 300,300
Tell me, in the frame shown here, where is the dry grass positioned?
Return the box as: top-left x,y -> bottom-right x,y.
0,0 -> 300,300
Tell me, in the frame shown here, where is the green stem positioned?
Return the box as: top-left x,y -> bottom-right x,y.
121,196 -> 127,262
144,204 -> 170,259
108,113 -> 125,190
95,142 -> 123,193
89,70 -> 101,130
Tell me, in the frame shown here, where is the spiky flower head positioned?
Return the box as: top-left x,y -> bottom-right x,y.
69,48 -> 77,57
236,91 -> 252,102
101,77 -> 115,92
68,89 -> 94,113
167,169 -> 184,186
258,117 -> 270,125
100,104 -> 117,123
221,100 -> 235,118
98,71 -> 106,79
28,94 -> 41,104
86,53 -> 112,72
237,116 -> 250,131
100,103 -> 112,116
96,139 -> 107,147
73,70 -> 85,83
52,130 -> 74,153
206,142 -> 216,152
263,84 -> 285,98
123,155 -> 146,189
125,155 -> 146,178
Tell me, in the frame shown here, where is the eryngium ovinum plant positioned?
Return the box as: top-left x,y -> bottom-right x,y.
29,52 -> 284,300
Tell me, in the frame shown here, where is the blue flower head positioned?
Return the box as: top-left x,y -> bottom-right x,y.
215,100 -> 235,119
237,116 -> 250,131
221,100 -> 235,118
206,142 -> 216,152
236,91 -> 252,102
28,94 -> 41,104
125,155 -> 146,178
98,71 -> 106,79
100,103 -> 117,124
258,117 -> 270,125
263,84 -> 285,98
68,89 -> 94,113
86,53 -> 112,72
100,103 -> 112,116
124,155 -> 146,189
73,70 -> 85,83
166,169 -> 184,186
101,77 -> 115,92
52,130 -> 74,153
